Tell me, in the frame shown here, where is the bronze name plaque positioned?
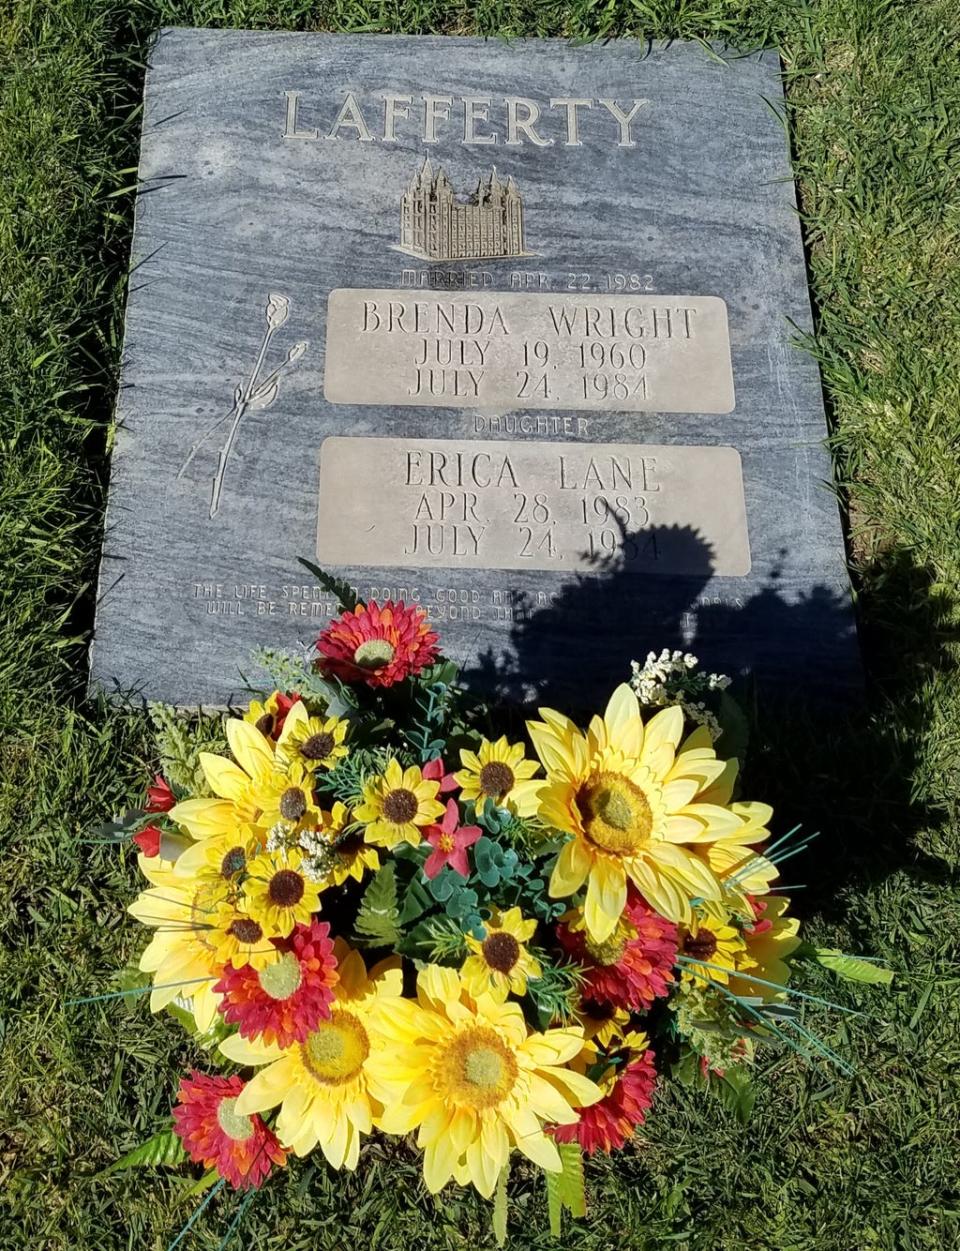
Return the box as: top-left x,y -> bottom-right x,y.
323,290 -> 735,414
316,437 -> 750,575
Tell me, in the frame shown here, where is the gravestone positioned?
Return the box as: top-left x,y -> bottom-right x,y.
91,28 -> 859,707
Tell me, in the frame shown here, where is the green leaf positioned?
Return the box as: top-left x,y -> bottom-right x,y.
397,876 -> 433,924
556,1142 -> 586,1218
99,1129 -> 186,1176
492,1163 -> 509,1247
800,947 -> 895,986
709,1065 -> 756,1125
545,1165 -> 563,1237
296,557 -> 359,611
352,863 -> 400,946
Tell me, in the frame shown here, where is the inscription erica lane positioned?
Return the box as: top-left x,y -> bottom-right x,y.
323,290 -> 734,414
316,438 -> 751,575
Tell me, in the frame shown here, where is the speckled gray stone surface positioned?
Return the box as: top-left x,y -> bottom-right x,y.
90,28 -> 859,707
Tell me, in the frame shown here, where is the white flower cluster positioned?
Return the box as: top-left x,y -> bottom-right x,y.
265,820 -> 298,853
297,826 -> 339,884
629,649 -> 731,742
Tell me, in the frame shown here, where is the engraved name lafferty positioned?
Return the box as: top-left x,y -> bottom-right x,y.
316,438 -> 751,575
323,290 -> 735,414
282,91 -> 648,147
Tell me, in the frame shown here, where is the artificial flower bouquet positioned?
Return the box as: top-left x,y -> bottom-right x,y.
99,582 -> 890,1243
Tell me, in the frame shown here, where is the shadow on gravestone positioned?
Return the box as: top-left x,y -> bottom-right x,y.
465,522 -> 716,708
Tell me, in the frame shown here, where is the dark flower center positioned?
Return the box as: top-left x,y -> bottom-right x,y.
220,846 -> 247,877
255,713 -> 275,737
478,761 -> 515,799
482,931 -> 521,973
382,788 -> 418,824
301,731 -> 335,761
268,869 -> 305,907
279,786 -> 308,821
683,930 -> 718,961
229,918 -> 263,945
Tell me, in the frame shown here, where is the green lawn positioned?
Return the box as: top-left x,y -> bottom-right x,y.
1,1 -> 959,1248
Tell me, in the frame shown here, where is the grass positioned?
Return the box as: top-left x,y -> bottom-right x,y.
1,0 -> 959,1248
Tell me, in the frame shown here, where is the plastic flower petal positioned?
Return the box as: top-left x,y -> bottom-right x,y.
423,799 -> 481,879
172,1071 -> 286,1189
315,600 -> 439,688
132,824 -> 163,858
678,906 -> 746,989
729,895 -> 801,1000
276,701 -> 349,773
556,889 -> 677,1011
461,907 -> 542,1002
215,920 -> 339,1046
528,684 -> 766,939
354,759 -> 443,849
455,736 -> 543,818
244,691 -> 300,741
244,846 -> 323,938
127,857 -> 229,1030
222,943 -> 403,1169
550,1034 -> 657,1155
368,966 -> 602,1198
422,756 -> 460,794
168,719 -> 275,841
145,775 -> 176,813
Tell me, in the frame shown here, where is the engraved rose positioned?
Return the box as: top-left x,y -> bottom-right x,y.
266,293 -> 290,330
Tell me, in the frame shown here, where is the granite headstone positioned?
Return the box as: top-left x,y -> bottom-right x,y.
91,28 -> 858,706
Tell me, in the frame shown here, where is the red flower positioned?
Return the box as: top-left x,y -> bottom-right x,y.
551,1049 -> 657,1155
422,756 -> 459,794
214,920 -> 339,1048
145,775 -> 175,812
315,600 -> 439,688
268,692 -> 300,739
132,824 -> 163,857
422,799 -> 481,879
556,890 -> 678,1011
745,894 -> 774,936
172,1071 -> 286,1189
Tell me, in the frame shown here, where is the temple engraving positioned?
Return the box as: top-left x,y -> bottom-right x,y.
398,160 -> 528,261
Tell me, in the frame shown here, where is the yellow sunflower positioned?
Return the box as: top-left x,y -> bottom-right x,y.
455,737 -> 543,817
461,907 -> 542,1002
730,896 -> 801,1001
354,759 -> 443,849
210,898 -> 282,970
169,718 -> 275,841
369,965 -> 602,1198
678,907 -> 745,989
683,743 -> 778,917
127,856 -> 229,1030
243,691 -> 291,739
527,684 -> 754,940
300,802 -> 380,887
172,823 -> 264,885
276,701 -> 349,773
578,1004 -> 631,1051
244,847 -> 323,937
253,761 -> 323,833
223,943 -> 403,1168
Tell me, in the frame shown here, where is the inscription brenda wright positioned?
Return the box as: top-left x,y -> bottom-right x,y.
316,438 -> 750,575
90,31 -> 859,707
324,290 -> 734,413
